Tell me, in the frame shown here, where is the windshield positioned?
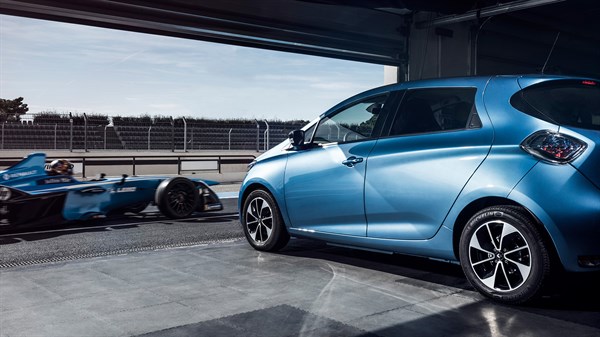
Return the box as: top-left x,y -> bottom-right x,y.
511,80 -> 600,131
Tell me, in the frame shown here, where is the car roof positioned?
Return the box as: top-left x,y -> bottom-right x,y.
320,74 -> 597,118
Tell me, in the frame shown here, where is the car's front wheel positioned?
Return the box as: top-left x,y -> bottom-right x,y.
459,206 -> 551,304
155,177 -> 199,219
241,189 -> 289,251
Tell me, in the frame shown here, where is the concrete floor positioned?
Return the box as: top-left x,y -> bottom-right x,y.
1,238 -> 599,337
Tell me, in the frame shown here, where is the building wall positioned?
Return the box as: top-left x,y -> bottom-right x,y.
397,12 -> 600,83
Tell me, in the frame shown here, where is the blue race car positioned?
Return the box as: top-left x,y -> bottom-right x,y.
239,75 -> 600,304
0,153 -> 222,230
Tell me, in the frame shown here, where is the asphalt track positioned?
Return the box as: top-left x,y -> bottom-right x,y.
1,196 -> 599,335
0,198 -> 243,268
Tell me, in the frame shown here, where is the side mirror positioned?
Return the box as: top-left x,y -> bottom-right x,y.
288,129 -> 305,148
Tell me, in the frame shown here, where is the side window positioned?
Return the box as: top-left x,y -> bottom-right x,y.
389,88 -> 478,136
312,95 -> 387,144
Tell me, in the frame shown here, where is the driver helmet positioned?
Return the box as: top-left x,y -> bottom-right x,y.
49,159 -> 74,176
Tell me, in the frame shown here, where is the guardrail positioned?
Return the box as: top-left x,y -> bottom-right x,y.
0,154 -> 256,178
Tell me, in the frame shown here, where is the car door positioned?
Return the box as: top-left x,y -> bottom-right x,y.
365,86 -> 493,240
284,93 -> 394,236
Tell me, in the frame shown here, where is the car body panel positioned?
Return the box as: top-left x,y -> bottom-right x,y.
240,75 -> 600,273
484,76 -> 561,143
289,223 -> 457,262
0,153 -> 222,229
241,146 -> 291,226
284,140 -> 377,236
365,130 -> 492,240
561,126 -> 600,189
508,162 -> 600,272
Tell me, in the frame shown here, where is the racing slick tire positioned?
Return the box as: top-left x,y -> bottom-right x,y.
155,177 -> 199,219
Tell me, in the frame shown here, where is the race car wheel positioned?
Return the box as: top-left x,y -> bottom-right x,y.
241,189 -> 289,252
459,206 -> 551,304
125,202 -> 149,214
109,202 -> 149,216
155,177 -> 199,219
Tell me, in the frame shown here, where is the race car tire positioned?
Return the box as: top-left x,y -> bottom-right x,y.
125,201 -> 149,214
155,177 -> 199,219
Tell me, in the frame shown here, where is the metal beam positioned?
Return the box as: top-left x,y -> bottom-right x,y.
416,0 -> 567,28
0,0 -> 407,65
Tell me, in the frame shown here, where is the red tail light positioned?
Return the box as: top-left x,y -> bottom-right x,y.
521,131 -> 587,164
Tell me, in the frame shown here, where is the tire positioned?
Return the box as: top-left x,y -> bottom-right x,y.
459,206 -> 551,304
126,201 -> 149,214
241,189 -> 289,251
155,177 -> 199,219
108,202 -> 148,216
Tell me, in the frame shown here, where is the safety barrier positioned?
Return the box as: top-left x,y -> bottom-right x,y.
0,154 -> 256,178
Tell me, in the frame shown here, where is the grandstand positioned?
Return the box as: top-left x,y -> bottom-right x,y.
0,113 -> 307,151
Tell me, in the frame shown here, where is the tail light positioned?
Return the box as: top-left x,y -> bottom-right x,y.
521,131 -> 587,164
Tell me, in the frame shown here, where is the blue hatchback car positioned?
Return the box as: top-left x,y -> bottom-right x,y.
239,75 -> 600,303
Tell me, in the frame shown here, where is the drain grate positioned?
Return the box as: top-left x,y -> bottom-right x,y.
0,237 -> 244,269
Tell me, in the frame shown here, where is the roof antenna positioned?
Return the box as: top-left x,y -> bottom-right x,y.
541,32 -> 561,74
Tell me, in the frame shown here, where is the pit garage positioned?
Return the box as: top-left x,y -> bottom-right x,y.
1,0 -> 598,79
1,1 -> 599,336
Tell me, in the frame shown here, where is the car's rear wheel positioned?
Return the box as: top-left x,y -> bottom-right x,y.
125,201 -> 149,214
241,189 -> 289,251
459,206 -> 551,304
109,201 -> 149,216
155,177 -> 199,219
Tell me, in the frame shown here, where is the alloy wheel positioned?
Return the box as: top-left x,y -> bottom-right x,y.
245,197 -> 273,244
468,220 -> 532,292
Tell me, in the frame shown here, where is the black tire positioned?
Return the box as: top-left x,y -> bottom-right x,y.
459,206 -> 551,304
126,201 -> 149,214
108,201 -> 149,216
155,177 -> 199,219
241,189 -> 289,251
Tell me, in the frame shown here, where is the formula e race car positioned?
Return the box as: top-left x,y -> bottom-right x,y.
0,153 -> 223,230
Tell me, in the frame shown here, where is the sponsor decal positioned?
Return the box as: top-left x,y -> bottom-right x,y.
111,187 -> 137,193
38,177 -> 74,185
2,170 -> 38,181
80,187 -> 106,194
0,187 -> 11,201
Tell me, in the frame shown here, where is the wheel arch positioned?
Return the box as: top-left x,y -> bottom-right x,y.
451,197 -> 560,267
240,182 -> 268,205
239,181 -> 291,229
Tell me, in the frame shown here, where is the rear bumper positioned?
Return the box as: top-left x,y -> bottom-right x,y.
509,162 -> 600,272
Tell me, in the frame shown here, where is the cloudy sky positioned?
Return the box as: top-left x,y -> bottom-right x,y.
0,14 -> 384,121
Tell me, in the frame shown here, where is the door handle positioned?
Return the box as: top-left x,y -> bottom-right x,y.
342,156 -> 363,167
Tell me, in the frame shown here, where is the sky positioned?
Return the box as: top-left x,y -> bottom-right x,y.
0,14 -> 384,121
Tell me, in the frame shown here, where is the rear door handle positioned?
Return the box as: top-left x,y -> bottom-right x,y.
342,156 -> 363,167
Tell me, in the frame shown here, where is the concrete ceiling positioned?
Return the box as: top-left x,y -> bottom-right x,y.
1,0 -> 598,67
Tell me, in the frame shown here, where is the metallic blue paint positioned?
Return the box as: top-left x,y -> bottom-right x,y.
509,162 -> 600,272
240,75 -> 600,272
365,130 -> 492,240
285,140 -> 377,236
1,153 -> 221,228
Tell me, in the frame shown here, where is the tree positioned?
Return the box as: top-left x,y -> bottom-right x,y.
0,97 -> 29,123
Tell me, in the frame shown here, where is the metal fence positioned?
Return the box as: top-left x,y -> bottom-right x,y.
2,113 -> 306,151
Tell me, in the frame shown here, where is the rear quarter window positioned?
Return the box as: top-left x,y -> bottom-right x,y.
511,80 -> 600,131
